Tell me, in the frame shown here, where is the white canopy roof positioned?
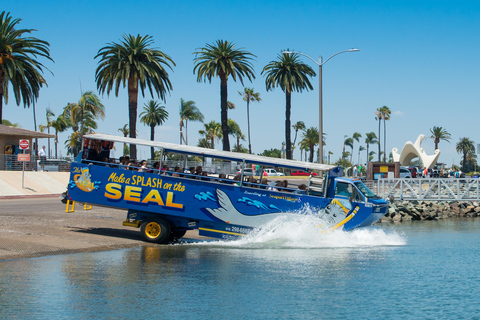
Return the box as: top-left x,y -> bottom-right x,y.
84,133 -> 336,171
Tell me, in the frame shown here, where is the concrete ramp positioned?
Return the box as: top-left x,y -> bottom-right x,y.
0,171 -> 70,197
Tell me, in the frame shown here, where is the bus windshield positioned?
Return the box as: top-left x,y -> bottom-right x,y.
354,181 -> 381,199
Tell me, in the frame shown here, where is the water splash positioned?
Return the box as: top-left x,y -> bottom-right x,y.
189,208 -> 406,249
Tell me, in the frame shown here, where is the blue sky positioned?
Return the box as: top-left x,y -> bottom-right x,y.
3,0 -> 480,166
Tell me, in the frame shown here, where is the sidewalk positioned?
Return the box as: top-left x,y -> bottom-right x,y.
0,171 -> 69,198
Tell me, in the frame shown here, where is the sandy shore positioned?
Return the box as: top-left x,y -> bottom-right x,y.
0,197 -> 203,261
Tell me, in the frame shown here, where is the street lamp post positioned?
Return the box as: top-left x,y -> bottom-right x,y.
283,49 -> 359,164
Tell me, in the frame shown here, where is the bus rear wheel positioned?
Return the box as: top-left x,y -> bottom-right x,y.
140,217 -> 171,244
168,229 -> 187,243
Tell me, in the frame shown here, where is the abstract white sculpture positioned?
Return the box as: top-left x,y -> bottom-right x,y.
392,134 -> 440,169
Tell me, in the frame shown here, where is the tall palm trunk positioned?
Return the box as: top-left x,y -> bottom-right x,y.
55,130 -> 58,159
150,124 -> 155,160
285,90 -> 292,159
220,75 -> 230,151
128,77 -> 138,159
246,99 -> 252,154
309,145 -> 314,163
383,118 -> 387,162
378,118 -> 381,162
0,70 -> 5,123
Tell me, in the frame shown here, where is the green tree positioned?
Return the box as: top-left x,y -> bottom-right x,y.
140,100 -> 168,160
456,137 -> 475,172
194,40 -> 256,151
227,118 -> 245,151
95,34 -> 175,159
179,98 -> 204,145
63,91 -> 104,157
292,121 -> 306,147
301,127 -> 319,163
197,138 -> 211,149
38,108 -> 55,157
1,119 -> 20,127
262,52 -> 315,160
259,148 -> 282,158
199,120 -> 222,149
0,11 -> 53,123
238,87 -> 261,154
368,151 -> 376,161
118,124 -> 130,156
374,108 -> 383,161
358,146 -> 366,165
343,137 -> 353,161
299,139 -> 309,161
351,132 -> 362,163
49,114 -> 68,158
381,106 -> 391,162
365,132 -> 378,163
430,126 -> 451,150
65,91 -> 104,142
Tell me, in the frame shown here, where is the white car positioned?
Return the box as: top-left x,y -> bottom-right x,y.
400,166 -> 412,178
264,168 -> 285,176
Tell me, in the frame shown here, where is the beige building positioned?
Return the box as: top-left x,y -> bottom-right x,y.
0,124 -> 55,171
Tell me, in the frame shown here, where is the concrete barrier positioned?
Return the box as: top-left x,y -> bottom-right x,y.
0,171 -> 70,198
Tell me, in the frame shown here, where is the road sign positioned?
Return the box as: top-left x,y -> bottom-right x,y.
18,154 -> 30,162
19,139 -> 30,150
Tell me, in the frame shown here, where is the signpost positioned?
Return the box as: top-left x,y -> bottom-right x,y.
18,139 -> 30,189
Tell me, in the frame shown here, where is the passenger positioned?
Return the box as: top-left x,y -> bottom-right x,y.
295,184 -> 307,194
196,166 -> 203,176
267,181 -> 278,191
200,171 -> 209,181
282,180 -> 291,192
172,166 -> 182,177
218,173 -> 227,183
233,174 -> 242,186
138,160 -> 148,172
247,176 -> 258,188
260,178 -> 268,189
188,167 -> 196,178
161,164 -> 169,175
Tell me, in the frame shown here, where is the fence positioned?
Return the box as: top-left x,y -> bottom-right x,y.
0,154 -> 73,172
365,178 -> 480,201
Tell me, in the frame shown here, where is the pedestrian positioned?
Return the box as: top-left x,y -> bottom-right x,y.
38,145 -> 47,171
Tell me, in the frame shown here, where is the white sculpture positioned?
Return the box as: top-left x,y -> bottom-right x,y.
392,134 -> 440,169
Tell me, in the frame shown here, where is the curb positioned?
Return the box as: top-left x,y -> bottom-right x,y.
0,194 -> 62,200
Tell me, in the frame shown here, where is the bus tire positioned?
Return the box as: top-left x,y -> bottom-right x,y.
140,217 -> 171,244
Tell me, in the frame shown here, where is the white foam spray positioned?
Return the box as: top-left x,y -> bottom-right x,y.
190,207 -> 406,249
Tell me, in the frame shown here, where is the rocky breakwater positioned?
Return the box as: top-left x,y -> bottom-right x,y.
380,200 -> 480,223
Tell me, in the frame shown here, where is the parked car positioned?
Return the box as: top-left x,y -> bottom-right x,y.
407,166 -> 417,178
400,166 -> 412,178
291,170 -> 317,176
237,168 -> 254,176
263,168 -> 285,176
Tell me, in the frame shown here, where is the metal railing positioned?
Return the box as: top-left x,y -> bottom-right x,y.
365,178 -> 480,201
0,154 -> 73,171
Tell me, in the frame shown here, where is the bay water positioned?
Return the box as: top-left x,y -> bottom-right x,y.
1,217 -> 480,319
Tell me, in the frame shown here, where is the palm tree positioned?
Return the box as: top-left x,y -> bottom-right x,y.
64,91 -> 105,142
140,100 -> 168,160
365,132 -> 378,163
38,108 -> 55,157
368,151 -> 376,161
194,40 -> 256,151
95,34 -> 175,159
343,137 -> 353,161
328,151 -> 334,164
49,114 -> 68,158
430,126 -> 451,150
301,127 -> 319,163
238,87 -> 261,154
380,106 -> 391,162
179,98 -> 204,145
292,121 -> 306,147
262,52 -> 315,159
351,132 -> 362,163
118,124 -> 129,156
374,108 -> 383,161
456,137 -> 475,172
199,120 -> 222,149
299,139 -> 309,161
0,11 -> 53,123
227,118 -> 245,151
358,146 -> 366,165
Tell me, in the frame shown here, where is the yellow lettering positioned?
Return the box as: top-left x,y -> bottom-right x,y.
125,185 -> 142,202
141,189 -> 165,206
105,183 -> 122,200
145,178 -> 152,188
166,192 -> 183,209
108,172 -> 117,182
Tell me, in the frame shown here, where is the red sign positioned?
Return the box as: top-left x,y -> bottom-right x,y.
18,154 -> 30,162
19,139 -> 30,150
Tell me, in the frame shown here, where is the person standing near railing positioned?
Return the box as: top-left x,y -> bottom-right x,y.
38,146 -> 47,171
